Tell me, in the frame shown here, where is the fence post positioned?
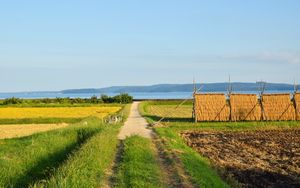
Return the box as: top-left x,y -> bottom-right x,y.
228,95 -> 232,122
259,96 -> 264,121
293,93 -> 297,121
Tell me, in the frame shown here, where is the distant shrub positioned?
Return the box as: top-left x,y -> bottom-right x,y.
0,93 -> 133,106
90,95 -> 99,104
101,93 -> 133,104
101,94 -> 114,103
41,98 -> 52,104
3,97 -> 22,105
72,98 -> 84,104
113,93 -> 133,104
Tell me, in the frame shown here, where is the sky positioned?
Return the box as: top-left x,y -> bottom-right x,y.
0,0 -> 300,92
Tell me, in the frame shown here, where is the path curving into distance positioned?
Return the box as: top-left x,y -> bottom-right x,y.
118,102 -> 153,140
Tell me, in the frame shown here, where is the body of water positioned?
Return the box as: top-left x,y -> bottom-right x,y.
0,90 -> 295,100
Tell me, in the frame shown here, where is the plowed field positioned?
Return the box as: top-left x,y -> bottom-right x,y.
181,128 -> 300,188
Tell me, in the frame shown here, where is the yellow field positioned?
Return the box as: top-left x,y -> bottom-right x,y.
0,106 -> 121,119
0,123 -> 69,139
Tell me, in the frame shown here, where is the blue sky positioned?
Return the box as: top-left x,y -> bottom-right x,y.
1,0 -> 300,92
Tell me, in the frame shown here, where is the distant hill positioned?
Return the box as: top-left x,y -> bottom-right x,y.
61,82 -> 296,94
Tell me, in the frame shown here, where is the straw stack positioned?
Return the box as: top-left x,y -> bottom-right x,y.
230,94 -> 261,121
295,93 -> 300,120
194,93 -> 229,121
262,94 -> 295,121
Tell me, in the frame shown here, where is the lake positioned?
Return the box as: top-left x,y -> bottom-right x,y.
0,90 -> 295,100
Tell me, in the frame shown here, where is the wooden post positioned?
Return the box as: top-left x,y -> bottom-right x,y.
293,82 -> 298,121
193,78 -> 197,123
227,75 -> 232,121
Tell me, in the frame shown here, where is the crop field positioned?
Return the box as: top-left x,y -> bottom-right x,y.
0,106 -> 121,119
0,123 -> 69,139
182,128 -> 300,188
140,101 -> 300,187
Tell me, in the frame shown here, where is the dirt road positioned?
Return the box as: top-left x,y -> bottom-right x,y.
117,102 -> 153,140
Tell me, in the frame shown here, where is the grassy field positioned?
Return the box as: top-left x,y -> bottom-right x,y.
0,118 -> 101,187
140,100 -> 300,187
114,136 -> 164,188
0,104 -> 130,187
33,121 -> 122,187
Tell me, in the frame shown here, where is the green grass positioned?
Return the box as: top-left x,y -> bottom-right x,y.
34,123 -> 121,188
144,100 -> 193,106
114,136 -> 164,188
140,101 -> 300,187
0,118 -> 103,187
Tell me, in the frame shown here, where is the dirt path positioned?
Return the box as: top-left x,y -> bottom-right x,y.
115,102 -> 195,187
117,102 -> 153,140
0,123 -> 69,139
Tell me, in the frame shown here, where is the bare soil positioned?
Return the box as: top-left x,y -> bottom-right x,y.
0,123 -> 69,139
181,128 -> 300,188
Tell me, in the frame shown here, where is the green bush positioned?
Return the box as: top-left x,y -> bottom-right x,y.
90,95 -> 99,103
113,93 -> 133,104
3,97 -> 23,105
101,93 -> 133,104
0,94 -> 133,106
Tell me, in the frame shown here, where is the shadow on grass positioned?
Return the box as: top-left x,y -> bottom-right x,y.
13,129 -> 99,187
109,141 -> 125,187
144,115 -> 194,123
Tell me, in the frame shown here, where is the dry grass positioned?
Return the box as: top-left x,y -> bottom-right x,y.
194,93 -> 229,121
0,123 -> 69,139
0,107 -> 121,119
295,93 -> 300,120
230,94 -> 261,121
262,94 -> 295,121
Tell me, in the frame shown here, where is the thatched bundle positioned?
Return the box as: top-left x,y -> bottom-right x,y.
262,94 -> 295,121
194,93 -> 229,121
294,93 -> 300,120
230,94 -> 261,121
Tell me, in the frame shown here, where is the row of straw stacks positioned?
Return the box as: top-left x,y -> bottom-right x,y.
230,94 -> 261,121
262,94 -> 295,121
194,93 -> 229,121
194,93 -> 300,122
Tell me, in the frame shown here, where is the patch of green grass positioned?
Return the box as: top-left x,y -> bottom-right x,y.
34,123 -> 122,188
0,118 -> 103,187
145,100 -> 193,106
114,136 -> 164,188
